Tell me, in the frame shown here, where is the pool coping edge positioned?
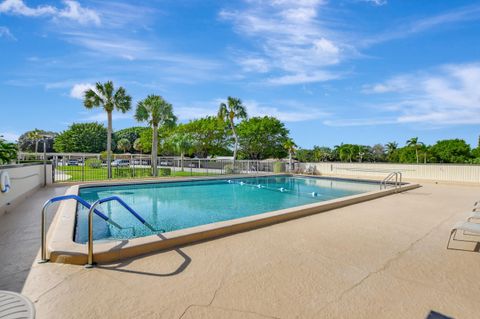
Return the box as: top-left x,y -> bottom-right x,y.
46,175 -> 421,265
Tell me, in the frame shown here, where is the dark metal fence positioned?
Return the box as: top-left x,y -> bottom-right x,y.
18,153 -> 279,183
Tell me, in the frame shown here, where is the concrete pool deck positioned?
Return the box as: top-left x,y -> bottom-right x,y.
1,181 -> 480,318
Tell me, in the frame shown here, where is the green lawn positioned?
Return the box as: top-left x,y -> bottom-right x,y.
56,166 -> 216,182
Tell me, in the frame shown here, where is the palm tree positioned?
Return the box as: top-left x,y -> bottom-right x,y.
135,95 -> 177,176
117,138 -> 131,153
217,97 -> 247,168
283,139 -> 296,172
170,133 -> 194,171
84,81 -> 131,178
27,129 -> 42,154
133,138 -> 143,154
406,137 -> 423,164
385,142 -> 398,155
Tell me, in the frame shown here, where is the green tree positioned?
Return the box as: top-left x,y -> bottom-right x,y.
84,81 -> 132,178
237,116 -> 289,160
133,138 -> 143,154
18,129 -> 56,153
406,137 -> 423,164
114,127 -> 148,151
430,139 -> 471,163
396,146 -> 417,163
295,148 -> 314,162
312,146 -> 333,162
169,132 -> 194,171
385,142 -> 398,154
335,144 -> 360,162
218,97 -> 247,165
135,95 -> 177,176
53,123 -> 108,153
0,136 -> 17,164
117,138 -> 131,153
26,129 -> 42,154
176,117 -> 230,158
283,138 -> 297,171
371,144 -> 386,162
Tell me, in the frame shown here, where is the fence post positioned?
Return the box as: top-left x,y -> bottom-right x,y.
82,154 -> 85,181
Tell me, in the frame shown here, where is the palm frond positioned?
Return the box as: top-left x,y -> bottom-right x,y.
114,87 -> 132,113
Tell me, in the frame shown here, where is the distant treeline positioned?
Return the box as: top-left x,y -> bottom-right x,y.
296,138 -> 480,164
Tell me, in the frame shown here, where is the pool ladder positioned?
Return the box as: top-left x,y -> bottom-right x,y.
39,195 -> 164,268
381,172 -> 402,192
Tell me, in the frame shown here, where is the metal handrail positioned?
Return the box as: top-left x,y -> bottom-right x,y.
38,194 -> 126,263
381,171 -> 402,191
86,196 -> 164,268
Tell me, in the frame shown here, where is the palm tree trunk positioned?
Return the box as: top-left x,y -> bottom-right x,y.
231,120 -> 238,171
415,147 -> 419,164
288,150 -> 292,172
35,140 -> 39,154
181,151 -> 184,172
152,124 -> 158,176
107,111 -> 113,179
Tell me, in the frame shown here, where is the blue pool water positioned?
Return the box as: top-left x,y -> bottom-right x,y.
75,175 -> 379,243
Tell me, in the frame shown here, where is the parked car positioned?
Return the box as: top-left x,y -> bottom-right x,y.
67,160 -> 79,166
111,159 -> 130,167
132,159 -> 149,165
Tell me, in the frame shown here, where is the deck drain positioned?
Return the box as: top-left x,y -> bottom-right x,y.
0,291 -> 35,319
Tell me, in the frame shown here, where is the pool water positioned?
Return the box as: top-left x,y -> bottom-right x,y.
75,175 -> 379,243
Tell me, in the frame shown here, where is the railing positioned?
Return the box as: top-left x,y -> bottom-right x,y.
381,172 -> 402,191
85,196 -> 164,268
16,153 -> 278,183
38,194 -> 127,263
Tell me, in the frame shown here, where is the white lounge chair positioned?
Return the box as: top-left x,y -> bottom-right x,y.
447,221 -> 480,249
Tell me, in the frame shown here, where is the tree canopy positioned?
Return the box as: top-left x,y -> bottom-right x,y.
429,139 -> 471,163
18,129 -> 57,153
114,127 -> 148,151
175,116 -> 231,158
53,123 -> 108,153
237,116 -> 289,160
0,136 -> 17,164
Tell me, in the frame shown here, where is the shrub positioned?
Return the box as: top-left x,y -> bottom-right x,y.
114,168 -> 132,178
273,161 -> 285,173
159,168 -> 171,176
224,164 -> 234,174
85,158 -> 102,168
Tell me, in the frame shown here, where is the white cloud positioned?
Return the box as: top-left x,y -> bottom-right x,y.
57,0 -> 100,26
362,62 -> 480,125
0,26 -> 15,40
0,131 -> 20,142
238,57 -> 270,73
0,0 -> 55,16
362,75 -> 411,93
267,71 -> 339,85
220,0 -> 348,85
0,0 -> 100,25
361,0 -> 387,6
364,4 -> 480,45
70,83 -> 94,99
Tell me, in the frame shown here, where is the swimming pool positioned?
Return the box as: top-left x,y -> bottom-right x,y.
75,175 -> 379,243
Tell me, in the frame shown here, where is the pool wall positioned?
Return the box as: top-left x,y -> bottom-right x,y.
46,174 -> 420,265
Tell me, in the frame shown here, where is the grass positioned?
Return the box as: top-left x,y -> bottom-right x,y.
56,166 -> 217,182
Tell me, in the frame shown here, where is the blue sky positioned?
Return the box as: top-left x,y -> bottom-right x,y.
1,0 -> 480,148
